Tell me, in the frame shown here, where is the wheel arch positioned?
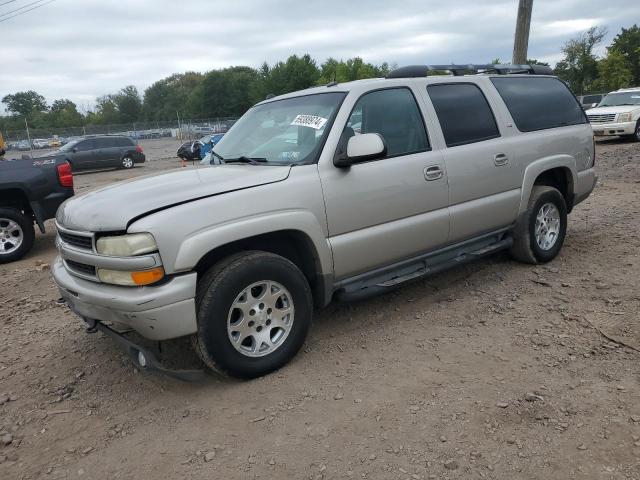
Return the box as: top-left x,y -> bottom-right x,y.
519,156 -> 577,215
192,229 -> 332,307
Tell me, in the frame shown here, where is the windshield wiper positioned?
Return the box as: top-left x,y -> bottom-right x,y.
210,150 -> 224,161
224,156 -> 269,165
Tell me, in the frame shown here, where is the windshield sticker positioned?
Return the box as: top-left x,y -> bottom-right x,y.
291,114 -> 328,130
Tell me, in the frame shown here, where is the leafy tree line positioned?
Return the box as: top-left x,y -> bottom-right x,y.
1,24 -> 638,132
0,55 -> 391,133
555,24 -> 640,94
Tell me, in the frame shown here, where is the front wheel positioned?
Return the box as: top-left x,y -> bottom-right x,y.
510,186 -> 567,264
633,120 -> 640,142
0,208 -> 35,264
193,251 -> 313,379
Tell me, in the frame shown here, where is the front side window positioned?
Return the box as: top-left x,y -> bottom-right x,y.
343,88 -> 429,157
213,92 -> 346,165
491,77 -> 587,132
76,139 -> 95,151
427,83 -> 500,147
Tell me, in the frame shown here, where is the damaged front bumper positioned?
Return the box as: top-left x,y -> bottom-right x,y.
81,318 -> 204,382
52,256 -> 198,341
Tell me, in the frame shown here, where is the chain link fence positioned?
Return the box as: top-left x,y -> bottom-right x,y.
1,117 -> 239,148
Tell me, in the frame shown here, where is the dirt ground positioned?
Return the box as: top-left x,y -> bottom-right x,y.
1,137 -> 639,480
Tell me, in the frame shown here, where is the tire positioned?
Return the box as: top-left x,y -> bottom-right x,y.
633,120 -> 640,142
0,208 -> 35,264
193,251 -> 313,379
509,186 -> 567,264
121,156 -> 134,169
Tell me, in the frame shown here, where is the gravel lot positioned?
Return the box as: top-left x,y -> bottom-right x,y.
1,137 -> 639,480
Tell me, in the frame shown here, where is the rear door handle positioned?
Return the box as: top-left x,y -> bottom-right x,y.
494,153 -> 509,166
424,165 -> 444,181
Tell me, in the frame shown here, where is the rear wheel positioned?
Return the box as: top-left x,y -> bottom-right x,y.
121,156 -> 134,169
193,251 -> 313,379
0,208 -> 35,264
510,186 -> 567,264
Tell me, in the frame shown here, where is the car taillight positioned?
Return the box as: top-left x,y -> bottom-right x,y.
57,162 -> 73,188
135,145 -> 143,153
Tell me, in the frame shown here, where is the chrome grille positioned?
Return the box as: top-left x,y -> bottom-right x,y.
58,231 -> 93,250
587,113 -> 616,124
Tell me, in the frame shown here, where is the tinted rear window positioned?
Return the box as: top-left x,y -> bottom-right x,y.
491,77 -> 587,132
427,83 -> 500,147
96,137 -> 133,147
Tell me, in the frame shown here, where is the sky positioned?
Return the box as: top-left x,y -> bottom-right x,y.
1,0 -> 638,113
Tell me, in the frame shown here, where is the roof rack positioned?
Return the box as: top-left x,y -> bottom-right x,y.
386,64 -> 554,79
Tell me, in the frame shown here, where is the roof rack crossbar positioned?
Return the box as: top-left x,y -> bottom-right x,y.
386,63 -> 554,79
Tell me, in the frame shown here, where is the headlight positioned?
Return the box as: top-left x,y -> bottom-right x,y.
96,233 -> 157,256
97,267 -> 165,286
618,112 -> 632,122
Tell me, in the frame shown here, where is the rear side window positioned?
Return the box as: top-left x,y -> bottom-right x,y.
98,137 -> 130,147
490,77 -> 587,132
345,88 -> 429,157
427,83 -> 500,147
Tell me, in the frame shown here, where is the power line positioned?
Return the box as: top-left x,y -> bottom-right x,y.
0,0 -> 55,23
0,0 -> 50,18
0,0 -> 18,8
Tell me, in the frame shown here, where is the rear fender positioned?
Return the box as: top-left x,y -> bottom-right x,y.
519,155 -> 577,215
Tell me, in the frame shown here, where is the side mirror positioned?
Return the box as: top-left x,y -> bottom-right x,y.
72,147 -> 78,153
334,133 -> 386,168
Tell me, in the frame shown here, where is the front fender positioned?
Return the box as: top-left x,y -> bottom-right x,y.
518,155 -> 577,215
172,209 -> 333,275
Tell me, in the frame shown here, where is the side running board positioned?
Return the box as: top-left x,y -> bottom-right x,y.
335,234 -> 513,303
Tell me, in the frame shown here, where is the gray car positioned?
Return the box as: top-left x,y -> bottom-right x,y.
52,64 -> 596,379
52,135 -> 146,171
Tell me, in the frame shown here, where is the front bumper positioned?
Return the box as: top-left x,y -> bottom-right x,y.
52,256 -> 198,340
590,121 -> 635,137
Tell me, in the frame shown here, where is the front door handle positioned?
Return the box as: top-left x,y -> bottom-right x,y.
494,153 -> 509,166
424,165 -> 444,181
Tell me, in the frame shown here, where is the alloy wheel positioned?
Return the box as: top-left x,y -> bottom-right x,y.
0,218 -> 24,255
534,202 -> 561,251
227,280 -> 295,357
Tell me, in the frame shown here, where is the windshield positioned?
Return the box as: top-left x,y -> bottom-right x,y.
58,139 -> 81,152
598,92 -> 640,107
212,92 -> 346,165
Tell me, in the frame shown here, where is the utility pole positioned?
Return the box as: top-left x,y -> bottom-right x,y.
25,118 -> 33,153
512,0 -> 533,64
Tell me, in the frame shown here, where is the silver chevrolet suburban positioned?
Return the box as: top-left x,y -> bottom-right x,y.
53,64 -> 597,379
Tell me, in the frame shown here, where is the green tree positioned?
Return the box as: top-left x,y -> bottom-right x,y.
112,86 -> 142,123
1,90 -> 47,118
555,26 -> 606,95
92,95 -> 120,124
190,66 -> 260,118
258,54 -> 320,98
594,50 -> 633,92
48,99 -> 83,128
142,72 -> 204,120
317,57 -> 390,84
609,24 -> 640,85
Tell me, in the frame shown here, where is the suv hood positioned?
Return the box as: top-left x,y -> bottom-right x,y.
57,165 -> 291,231
586,105 -> 640,115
